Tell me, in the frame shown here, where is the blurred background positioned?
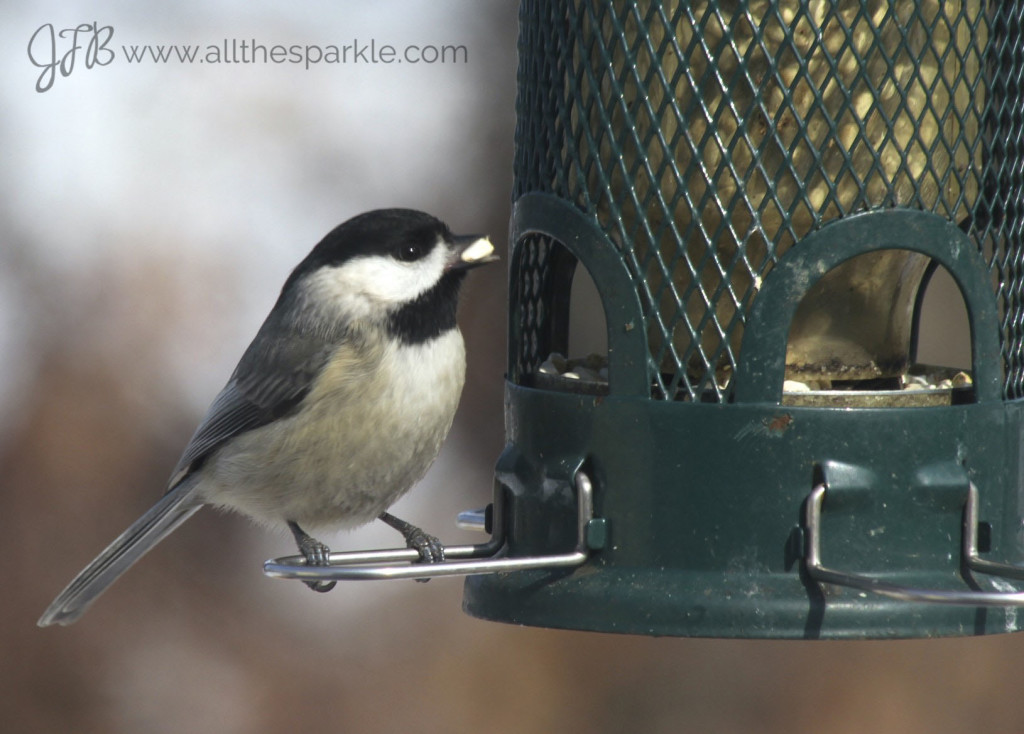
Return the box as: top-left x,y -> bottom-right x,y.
3,2 -> 1023,733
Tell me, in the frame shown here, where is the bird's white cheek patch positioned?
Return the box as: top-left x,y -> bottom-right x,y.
302,249 -> 447,320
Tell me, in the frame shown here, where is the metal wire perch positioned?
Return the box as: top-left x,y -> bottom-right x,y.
263,471 -> 596,584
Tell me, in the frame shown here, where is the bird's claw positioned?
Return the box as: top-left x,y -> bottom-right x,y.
404,527 -> 444,584
298,538 -> 336,593
377,512 -> 446,582
288,521 -> 337,593
405,527 -> 446,564
306,579 -> 336,593
298,536 -> 331,566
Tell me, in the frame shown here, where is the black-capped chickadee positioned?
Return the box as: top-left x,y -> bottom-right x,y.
38,208 -> 497,626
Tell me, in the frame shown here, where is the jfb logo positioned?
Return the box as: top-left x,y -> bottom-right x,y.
28,22 -> 115,93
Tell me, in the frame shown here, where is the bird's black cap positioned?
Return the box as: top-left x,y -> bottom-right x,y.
284,209 -> 453,292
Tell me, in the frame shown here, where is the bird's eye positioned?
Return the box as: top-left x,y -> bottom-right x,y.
394,244 -> 422,262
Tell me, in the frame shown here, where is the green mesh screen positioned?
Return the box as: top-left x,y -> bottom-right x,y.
513,0 -> 1024,401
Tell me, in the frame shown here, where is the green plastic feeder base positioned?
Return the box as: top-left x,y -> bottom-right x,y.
463,385 -> 1024,639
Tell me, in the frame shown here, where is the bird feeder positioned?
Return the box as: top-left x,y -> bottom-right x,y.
267,0 -> 1024,638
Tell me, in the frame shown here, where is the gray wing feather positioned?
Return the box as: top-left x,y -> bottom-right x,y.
167,315 -> 341,486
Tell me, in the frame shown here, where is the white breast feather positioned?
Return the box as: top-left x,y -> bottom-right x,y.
200,329 -> 467,530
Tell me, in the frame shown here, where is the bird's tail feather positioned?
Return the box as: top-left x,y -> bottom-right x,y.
38,482 -> 202,627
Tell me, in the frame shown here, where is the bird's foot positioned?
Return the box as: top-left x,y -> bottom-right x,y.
378,512 -> 445,582
287,521 -> 336,593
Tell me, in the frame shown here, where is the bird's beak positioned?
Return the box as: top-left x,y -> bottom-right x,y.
449,235 -> 498,270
